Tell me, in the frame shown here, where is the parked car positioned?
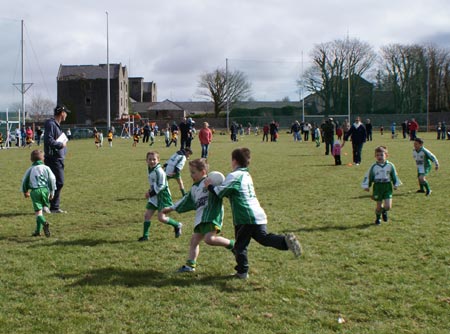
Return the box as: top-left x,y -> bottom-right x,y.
72,128 -> 93,139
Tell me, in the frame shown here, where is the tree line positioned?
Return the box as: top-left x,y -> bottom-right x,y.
198,38 -> 450,117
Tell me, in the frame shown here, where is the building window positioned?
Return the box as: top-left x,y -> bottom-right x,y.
85,97 -> 92,105
120,98 -> 122,106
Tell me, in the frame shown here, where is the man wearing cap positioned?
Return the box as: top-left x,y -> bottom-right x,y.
44,105 -> 70,213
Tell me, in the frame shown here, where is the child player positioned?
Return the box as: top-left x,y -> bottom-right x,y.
21,150 -> 56,237
138,151 -> 183,241
164,148 -> 193,196
162,158 -> 234,272
361,146 -> 402,225
413,138 -> 439,196
206,147 -> 302,279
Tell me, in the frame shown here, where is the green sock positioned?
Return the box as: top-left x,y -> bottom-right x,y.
181,188 -> 186,196
36,215 -> 46,233
166,217 -> 180,228
226,239 -> 235,250
143,221 -> 151,238
186,259 -> 196,268
423,181 -> 430,192
419,183 -> 424,191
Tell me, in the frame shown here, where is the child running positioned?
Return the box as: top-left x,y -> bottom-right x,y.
21,150 -> 56,237
361,146 -> 402,225
107,129 -> 113,147
162,158 -> 234,273
206,147 -> 302,279
413,138 -> 439,196
164,148 -> 193,196
138,151 -> 183,241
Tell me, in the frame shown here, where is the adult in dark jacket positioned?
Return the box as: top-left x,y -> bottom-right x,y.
44,105 -> 70,213
179,117 -> 191,150
321,118 -> 335,155
365,119 -> 373,141
342,116 -> 366,165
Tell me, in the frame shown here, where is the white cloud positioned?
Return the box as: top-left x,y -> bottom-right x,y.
0,0 -> 449,109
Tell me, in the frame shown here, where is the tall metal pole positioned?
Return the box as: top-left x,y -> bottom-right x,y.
21,19 -> 25,128
301,51 -> 305,122
226,58 -> 230,131
347,39 -> 351,122
426,62 -> 430,132
106,11 -> 111,129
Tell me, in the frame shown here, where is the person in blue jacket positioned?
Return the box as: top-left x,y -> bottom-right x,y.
44,105 -> 70,213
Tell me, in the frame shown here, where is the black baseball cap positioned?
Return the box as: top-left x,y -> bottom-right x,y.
54,105 -> 71,115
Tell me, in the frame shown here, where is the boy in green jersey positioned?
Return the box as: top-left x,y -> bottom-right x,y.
138,151 -> 183,241
162,158 -> 234,272
413,138 -> 439,196
206,148 -> 302,279
21,150 -> 56,237
362,146 -> 402,225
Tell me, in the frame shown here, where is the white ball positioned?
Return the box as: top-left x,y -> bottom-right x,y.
207,171 -> 225,186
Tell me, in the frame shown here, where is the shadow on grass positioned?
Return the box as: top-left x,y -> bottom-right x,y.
351,192 -> 412,199
0,212 -> 33,218
289,223 -> 373,233
115,197 -> 143,202
27,238 -> 124,247
64,267 -> 243,291
0,236 -> 46,244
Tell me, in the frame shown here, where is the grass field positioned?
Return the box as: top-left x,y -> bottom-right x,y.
0,129 -> 449,334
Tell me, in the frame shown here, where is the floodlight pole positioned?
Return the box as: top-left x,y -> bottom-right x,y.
301,51 -> 305,122
226,58 -> 230,131
426,62 -> 430,132
347,34 -> 351,122
106,11 -> 111,130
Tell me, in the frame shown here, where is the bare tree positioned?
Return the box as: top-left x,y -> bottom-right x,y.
426,45 -> 450,113
27,94 -> 54,122
301,38 -> 376,115
198,68 -> 251,117
380,44 -> 428,114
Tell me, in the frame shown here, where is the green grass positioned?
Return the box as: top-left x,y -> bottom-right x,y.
1,131 -> 449,334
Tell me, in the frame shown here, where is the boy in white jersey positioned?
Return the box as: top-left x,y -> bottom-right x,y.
164,148 -> 193,196
413,138 -> 439,196
21,150 -> 56,237
206,148 -> 302,279
162,158 -> 234,272
362,146 -> 402,225
138,151 -> 183,241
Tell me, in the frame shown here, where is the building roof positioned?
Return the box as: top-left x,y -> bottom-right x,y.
148,99 -> 184,111
233,101 -> 303,109
57,64 -> 124,80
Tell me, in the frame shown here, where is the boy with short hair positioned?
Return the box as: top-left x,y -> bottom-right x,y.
361,146 -> 402,225
413,138 -> 439,196
162,158 -> 234,273
206,147 -> 302,279
164,148 -> 193,196
138,151 -> 183,241
21,150 -> 56,237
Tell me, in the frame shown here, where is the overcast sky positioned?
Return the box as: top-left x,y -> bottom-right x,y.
0,0 -> 449,110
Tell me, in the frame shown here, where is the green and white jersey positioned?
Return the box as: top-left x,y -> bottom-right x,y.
213,167 -> 267,226
172,177 -> 224,228
413,147 -> 439,174
165,151 -> 186,175
21,160 -> 56,196
361,160 -> 402,189
148,163 -> 171,207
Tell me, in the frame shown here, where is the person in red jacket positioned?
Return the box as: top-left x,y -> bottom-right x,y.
198,122 -> 212,159
408,118 -> 419,140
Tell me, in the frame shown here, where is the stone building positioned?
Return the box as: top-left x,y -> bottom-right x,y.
57,63 -> 129,125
